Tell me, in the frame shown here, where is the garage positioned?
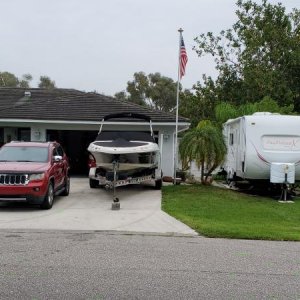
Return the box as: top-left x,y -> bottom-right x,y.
47,130 -> 97,175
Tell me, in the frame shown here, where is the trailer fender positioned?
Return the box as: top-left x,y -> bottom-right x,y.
89,167 -> 96,177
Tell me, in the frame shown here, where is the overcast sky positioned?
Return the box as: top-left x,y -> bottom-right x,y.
0,0 -> 298,96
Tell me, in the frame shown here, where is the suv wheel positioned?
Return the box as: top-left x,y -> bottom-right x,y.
61,176 -> 70,196
40,183 -> 54,210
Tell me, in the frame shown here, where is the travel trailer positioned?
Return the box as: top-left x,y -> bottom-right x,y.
223,113 -> 300,186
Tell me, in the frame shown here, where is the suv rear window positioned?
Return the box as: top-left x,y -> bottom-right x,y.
0,146 -> 49,163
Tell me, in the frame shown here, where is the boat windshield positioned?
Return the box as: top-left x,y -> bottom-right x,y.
95,131 -> 155,142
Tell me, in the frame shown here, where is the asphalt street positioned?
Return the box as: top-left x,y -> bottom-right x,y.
0,230 -> 299,300
0,178 -> 299,299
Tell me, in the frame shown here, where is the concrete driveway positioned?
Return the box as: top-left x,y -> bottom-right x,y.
0,177 -> 197,235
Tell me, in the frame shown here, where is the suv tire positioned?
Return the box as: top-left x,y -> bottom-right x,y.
40,183 -> 54,210
61,176 -> 70,196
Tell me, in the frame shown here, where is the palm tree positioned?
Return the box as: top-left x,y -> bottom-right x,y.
179,120 -> 226,184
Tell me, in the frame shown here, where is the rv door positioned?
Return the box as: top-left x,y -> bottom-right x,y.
236,118 -> 245,177
232,123 -> 244,178
233,128 -> 239,174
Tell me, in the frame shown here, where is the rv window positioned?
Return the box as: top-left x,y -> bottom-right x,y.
230,133 -> 234,145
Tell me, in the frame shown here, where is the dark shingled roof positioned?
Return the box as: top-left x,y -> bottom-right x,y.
0,88 -> 189,123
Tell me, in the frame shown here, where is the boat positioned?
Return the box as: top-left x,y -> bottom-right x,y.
87,113 -> 162,189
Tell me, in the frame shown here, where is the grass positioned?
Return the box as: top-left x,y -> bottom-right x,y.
162,184 -> 300,241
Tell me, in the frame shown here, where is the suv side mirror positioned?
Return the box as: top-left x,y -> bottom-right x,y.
54,155 -> 63,162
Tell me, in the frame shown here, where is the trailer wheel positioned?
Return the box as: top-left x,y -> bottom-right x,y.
154,179 -> 162,190
226,170 -> 234,185
89,178 -> 99,188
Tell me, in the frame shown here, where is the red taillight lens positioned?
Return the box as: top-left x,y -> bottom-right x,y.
88,153 -> 96,168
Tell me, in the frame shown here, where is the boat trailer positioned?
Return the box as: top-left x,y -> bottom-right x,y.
95,160 -> 158,210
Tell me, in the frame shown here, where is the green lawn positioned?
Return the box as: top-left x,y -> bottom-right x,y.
162,184 -> 300,241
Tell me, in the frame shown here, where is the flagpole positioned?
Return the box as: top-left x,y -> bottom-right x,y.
173,28 -> 183,185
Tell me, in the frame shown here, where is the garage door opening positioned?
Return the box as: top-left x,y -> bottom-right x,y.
47,130 -> 98,175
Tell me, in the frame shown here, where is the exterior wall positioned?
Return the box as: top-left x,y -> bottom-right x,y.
31,126 -> 46,142
157,127 -> 174,178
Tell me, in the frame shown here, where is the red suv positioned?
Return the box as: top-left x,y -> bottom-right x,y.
0,141 -> 70,209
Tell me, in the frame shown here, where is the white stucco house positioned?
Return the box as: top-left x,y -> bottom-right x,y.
0,88 -> 190,176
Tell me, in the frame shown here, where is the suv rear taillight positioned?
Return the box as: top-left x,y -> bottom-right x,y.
88,153 -> 96,168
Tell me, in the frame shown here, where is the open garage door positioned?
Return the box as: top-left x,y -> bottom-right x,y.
47,130 -> 98,175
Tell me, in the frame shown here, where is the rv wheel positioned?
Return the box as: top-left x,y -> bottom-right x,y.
226,171 -> 234,185
226,175 -> 231,185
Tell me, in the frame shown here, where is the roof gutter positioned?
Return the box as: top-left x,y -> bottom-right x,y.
0,118 -> 190,127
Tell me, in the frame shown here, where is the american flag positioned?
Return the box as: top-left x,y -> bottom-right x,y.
179,35 -> 188,78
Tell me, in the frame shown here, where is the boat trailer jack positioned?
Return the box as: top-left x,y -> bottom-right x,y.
111,160 -> 120,210
105,158 -> 157,210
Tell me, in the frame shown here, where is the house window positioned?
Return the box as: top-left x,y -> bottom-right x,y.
18,128 -> 31,141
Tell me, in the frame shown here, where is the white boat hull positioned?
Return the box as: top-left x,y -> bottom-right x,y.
88,141 -> 160,172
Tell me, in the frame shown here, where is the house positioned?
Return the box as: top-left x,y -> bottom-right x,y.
0,88 -> 190,176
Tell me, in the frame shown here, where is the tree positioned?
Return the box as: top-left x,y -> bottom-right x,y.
0,71 -> 33,88
125,72 -> 148,106
115,72 -> 178,112
38,76 -> 56,89
114,91 -> 127,102
146,73 -> 177,112
179,120 -> 226,184
194,0 -> 300,110
215,96 -> 295,127
215,102 -> 239,126
179,76 -> 218,128
0,71 -> 20,87
19,74 -> 33,88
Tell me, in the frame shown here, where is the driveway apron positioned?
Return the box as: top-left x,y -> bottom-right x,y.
0,177 -> 197,235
